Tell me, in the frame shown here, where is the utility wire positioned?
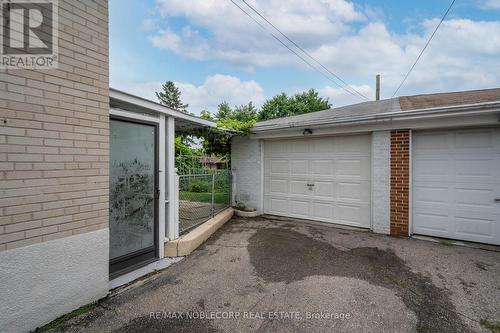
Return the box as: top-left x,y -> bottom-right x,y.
392,0 -> 456,97
241,0 -> 369,101
229,0 -> 365,101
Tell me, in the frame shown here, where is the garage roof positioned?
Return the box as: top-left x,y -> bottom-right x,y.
399,87 -> 500,111
252,88 -> 500,132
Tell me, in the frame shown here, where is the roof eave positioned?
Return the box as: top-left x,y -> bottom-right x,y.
109,88 -> 216,128
251,101 -> 500,133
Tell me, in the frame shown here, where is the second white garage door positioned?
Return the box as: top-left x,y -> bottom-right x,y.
264,135 -> 371,228
413,128 -> 500,245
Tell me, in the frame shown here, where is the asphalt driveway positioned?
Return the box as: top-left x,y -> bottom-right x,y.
50,216 -> 500,333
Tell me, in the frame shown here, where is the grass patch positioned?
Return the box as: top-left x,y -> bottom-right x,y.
481,319 -> 500,333
439,239 -> 455,246
180,191 -> 229,204
33,302 -> 97,332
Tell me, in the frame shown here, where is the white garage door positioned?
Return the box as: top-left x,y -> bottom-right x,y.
413,128 -> 500,245
264,135 -> 371,228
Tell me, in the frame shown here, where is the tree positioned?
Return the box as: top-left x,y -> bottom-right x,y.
293,89 -> 331,114
257,93 -> 289,121
200,102 -> 257,156
156,80 -> 196,167
257,89 -> 331,121
156,81 -> 189,112
233,102 -> 257,122
200,109 -> 214,121
215,101 -> 232,120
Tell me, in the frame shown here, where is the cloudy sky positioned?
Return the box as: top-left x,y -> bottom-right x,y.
109,0 -> 500,114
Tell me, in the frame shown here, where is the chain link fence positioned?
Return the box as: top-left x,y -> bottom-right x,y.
178,171 -> 232,234
176,154 -> 229,175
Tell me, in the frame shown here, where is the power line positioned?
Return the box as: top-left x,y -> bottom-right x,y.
241,0 -> 369,101
229,0 -> 366,101
392,0 -> 456,97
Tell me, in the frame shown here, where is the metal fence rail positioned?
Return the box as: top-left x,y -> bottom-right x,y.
178,171 -> 231,234
176,154 -> 229,175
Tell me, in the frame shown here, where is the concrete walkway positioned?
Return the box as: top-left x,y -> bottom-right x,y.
51,216 -> 500,333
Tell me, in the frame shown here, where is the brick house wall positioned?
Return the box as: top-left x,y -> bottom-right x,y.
390,129 -> 410,237
0,1 -> 110,331
0,0 -> 109,251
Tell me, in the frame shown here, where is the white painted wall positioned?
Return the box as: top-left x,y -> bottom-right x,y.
0,229 -> 109,333
158,114 -> 166,257
231,136 -> 263,213
371,131 -> 391,234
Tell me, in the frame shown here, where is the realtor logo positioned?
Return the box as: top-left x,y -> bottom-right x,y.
1,0 -> 58,69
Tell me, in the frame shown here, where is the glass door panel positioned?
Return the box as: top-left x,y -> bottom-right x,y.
109,118 -> 157,275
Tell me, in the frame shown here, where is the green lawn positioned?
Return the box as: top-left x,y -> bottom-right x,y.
180,191 -> 230,204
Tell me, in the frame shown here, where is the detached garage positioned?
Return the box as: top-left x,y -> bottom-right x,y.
232,88 -> 500,246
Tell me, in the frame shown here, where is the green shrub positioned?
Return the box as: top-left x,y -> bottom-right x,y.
214,175 -> 229,192
189,179 -> 211,192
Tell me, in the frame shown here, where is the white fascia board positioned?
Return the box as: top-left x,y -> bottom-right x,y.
110,88 -> 216,128
110,108 -> 160,123
251,102 -> 500,133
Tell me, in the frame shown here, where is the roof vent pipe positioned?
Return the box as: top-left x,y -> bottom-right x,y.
376,74 -> 381,101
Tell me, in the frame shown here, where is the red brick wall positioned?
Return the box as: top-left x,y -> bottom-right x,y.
390,130 -> 410,236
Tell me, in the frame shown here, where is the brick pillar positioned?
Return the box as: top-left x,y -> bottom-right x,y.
390,130 -> 410,236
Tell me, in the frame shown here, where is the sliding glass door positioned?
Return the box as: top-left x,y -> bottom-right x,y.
109,117 -> 158,277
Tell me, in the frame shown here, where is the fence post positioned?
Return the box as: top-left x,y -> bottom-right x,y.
210,173 -> 216,217
230,171 -> 235,207
174,173 -> 179,235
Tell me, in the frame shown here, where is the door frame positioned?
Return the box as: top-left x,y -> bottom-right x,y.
109,114 -> 160,278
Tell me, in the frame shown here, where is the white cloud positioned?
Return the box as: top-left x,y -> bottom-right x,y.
141,18 -> 157,31
481,0 -> 500,9
112,74 -> 265,115
150,0 -> 365,70
151,26 -> 210,60
319,84 -> 374,107
146,0 -> 500,98
175,74 -> 265,112
311,19 -> 500,97
113,81 -> 163,102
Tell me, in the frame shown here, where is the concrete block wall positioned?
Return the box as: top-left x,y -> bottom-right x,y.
231,136 -> 262,213
0,1 -> 110,331
390,129 -> 410,237
0,0 -> 109,251
371,131 -> 390,234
